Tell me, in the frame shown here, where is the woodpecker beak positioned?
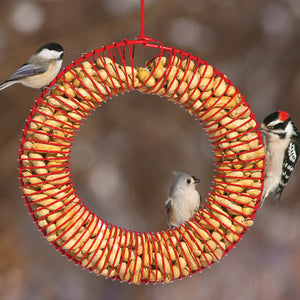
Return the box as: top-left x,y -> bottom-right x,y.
192,176 -> 201,184
260,123 -> 268,132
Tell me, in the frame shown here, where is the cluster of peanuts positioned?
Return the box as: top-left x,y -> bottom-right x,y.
20,51 -> 264,283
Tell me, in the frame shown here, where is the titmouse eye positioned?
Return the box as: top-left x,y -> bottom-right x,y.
186,179 -> 191,184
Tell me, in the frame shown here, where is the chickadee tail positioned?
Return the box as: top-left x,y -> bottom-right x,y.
0,80 -> 16,91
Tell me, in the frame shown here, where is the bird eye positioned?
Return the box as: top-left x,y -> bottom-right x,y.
186,179 -> 191,184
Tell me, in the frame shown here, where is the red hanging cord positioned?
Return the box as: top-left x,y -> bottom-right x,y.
140,0 -> 144,38
136,0 -> 150,40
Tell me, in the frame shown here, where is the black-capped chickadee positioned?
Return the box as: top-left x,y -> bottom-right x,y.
166,171 -> 201,228
0,42 -> 66,91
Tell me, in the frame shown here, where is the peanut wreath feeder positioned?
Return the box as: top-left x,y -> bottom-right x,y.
18,3 -> 265,285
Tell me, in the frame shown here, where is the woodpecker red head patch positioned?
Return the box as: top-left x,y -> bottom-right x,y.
279,111 -> 290,122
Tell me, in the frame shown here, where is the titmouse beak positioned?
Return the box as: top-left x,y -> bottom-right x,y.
192,176 -> 201,184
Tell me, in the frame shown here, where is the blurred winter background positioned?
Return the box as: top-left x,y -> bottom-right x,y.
0,0 -> 299,299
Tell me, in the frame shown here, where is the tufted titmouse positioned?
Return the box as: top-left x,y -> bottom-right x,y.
166,171 -> 201,228
0,42 -> 66,91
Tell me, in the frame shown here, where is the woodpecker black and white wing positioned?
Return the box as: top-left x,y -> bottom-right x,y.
273,140 -> 300,204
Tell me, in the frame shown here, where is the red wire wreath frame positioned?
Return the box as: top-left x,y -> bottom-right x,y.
19,37 -> 265,284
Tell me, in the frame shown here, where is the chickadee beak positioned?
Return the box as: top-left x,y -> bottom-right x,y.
192,176 -> 201,184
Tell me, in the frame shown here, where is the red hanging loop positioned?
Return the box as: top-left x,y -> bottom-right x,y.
136,0 -> 151,41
